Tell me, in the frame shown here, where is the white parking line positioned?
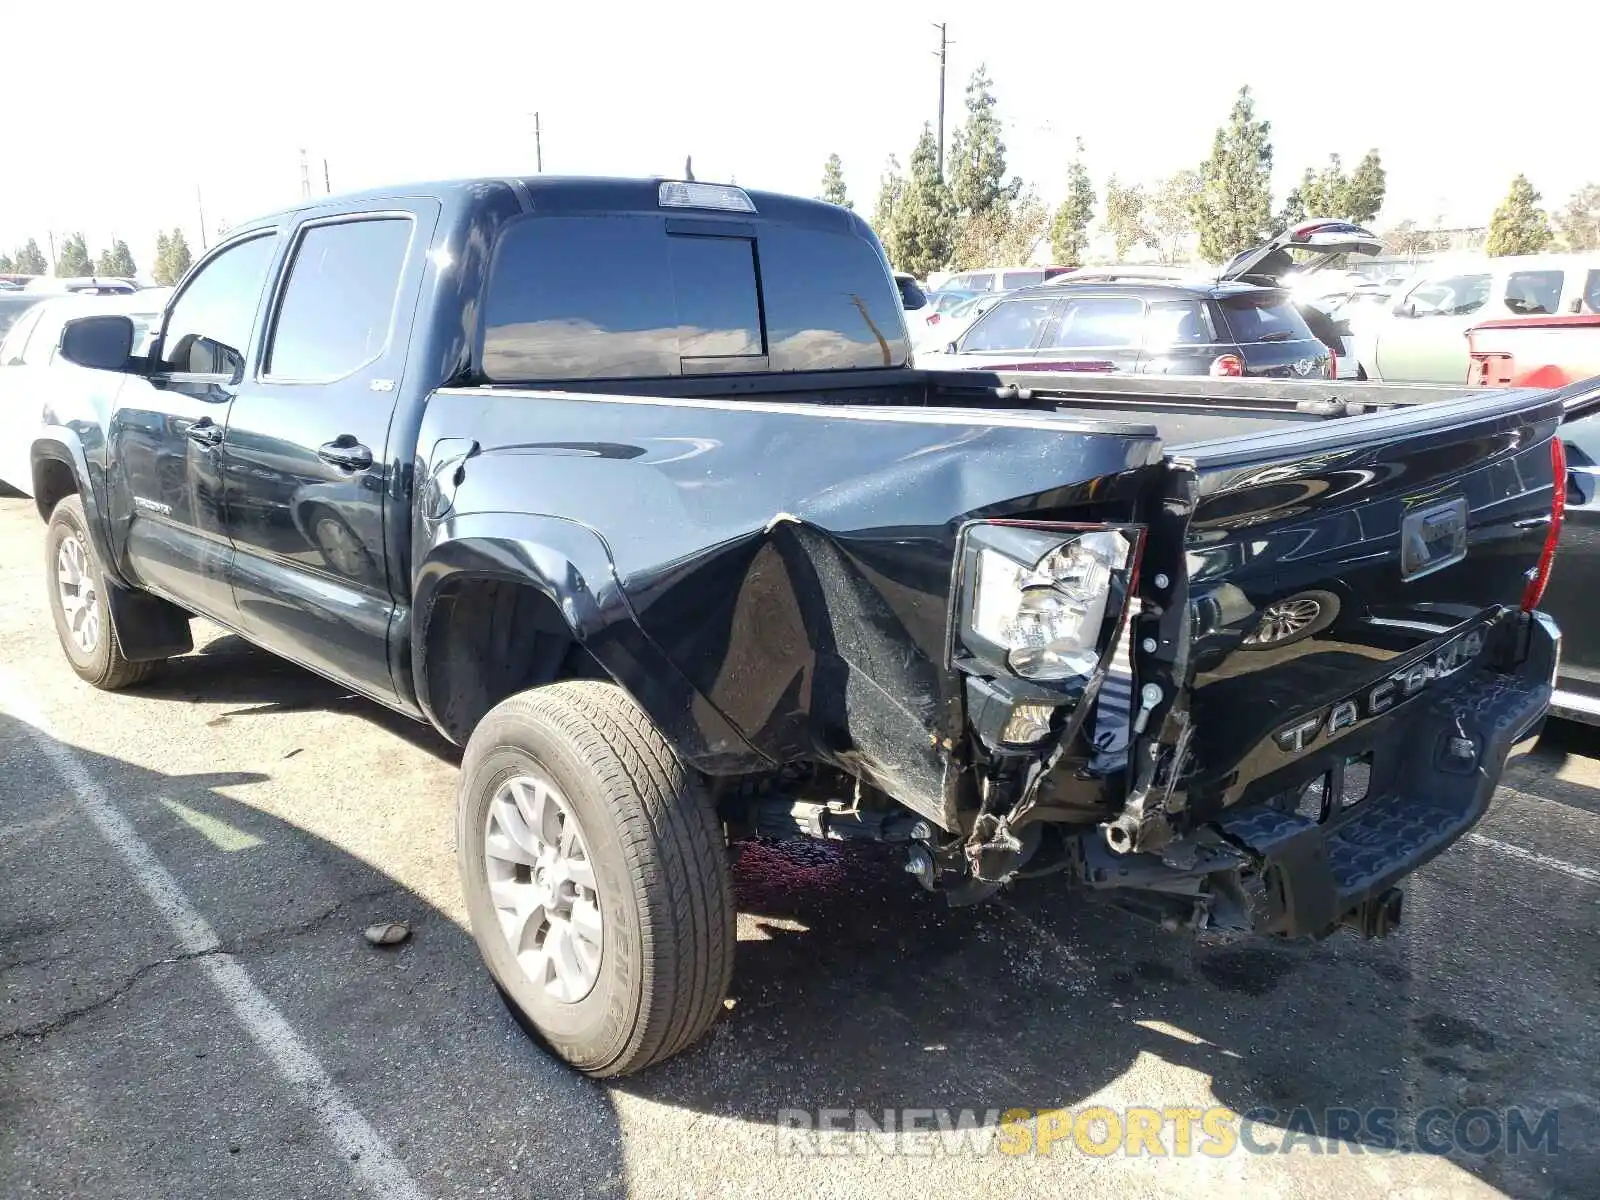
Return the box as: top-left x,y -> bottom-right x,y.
0,677 -> 427,1200
1467,832 -> 1599,885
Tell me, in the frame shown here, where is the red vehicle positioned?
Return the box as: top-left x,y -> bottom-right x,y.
1467,314 -> 1600,388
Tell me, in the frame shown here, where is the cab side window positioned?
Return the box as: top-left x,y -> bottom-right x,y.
1399,274 -> 1490,318
265,218 -> 414,380
1504,270 -> 1564,316
0,305 -> 45,366
960,298 -> 1059,352
157,234 -> 278,376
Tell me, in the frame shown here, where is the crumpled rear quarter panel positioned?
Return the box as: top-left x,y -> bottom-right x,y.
422,389 -> 1163,823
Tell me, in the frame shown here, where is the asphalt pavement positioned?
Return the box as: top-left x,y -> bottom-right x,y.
0,492 -> 1595,1199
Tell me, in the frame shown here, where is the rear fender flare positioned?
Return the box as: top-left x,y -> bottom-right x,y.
412,512 -> 766,772
30,426 -> 126,586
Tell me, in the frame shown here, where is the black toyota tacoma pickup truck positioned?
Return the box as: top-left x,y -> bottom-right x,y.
31,177 -> 1562,1077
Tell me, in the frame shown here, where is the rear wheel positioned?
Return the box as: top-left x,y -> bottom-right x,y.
457,681 -> 734,1076
45,496 -> 160,689
1242,589 -> 1341,649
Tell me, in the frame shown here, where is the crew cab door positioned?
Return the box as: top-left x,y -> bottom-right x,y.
218,201 -> 436,700
110,232 -> 280,620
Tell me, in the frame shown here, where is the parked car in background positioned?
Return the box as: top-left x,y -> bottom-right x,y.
0,290 -> 169,494
911,291 -> 1004,352
22,275 -> 139,296
939,265 -> 1074,293
918,277 -> 1332,377
1354,253 -> 1600,383
1468,315 -> 1600,391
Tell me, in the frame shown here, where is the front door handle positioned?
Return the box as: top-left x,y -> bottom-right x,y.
186,417 -> 224,448
317,435 -> 374,471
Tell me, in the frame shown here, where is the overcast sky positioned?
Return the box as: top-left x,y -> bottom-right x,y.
3,0 -> 1592,273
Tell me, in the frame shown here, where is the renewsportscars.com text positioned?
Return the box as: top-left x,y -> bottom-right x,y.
774,1105 -> 1561,1158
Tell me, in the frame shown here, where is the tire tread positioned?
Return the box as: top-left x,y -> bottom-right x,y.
486,681 -> 733,1075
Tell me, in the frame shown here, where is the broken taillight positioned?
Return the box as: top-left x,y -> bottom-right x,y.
1209,354 -> 1244,377
1521,434 -> 1567,612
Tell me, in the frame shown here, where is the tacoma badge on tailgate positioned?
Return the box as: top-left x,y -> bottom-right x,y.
1273,623 -> 1488,752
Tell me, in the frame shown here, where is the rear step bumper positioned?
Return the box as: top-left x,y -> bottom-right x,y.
1212,612 -> 1557,938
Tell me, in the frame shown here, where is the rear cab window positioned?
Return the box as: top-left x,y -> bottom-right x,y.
482,214 -> 908,381
1585,269 -> 1600,314
1217,291 -> 1318,343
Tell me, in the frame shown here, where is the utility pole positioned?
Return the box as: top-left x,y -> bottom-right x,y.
299,148 -> 311,199
196,186 -> 208,251
932,22 -> 950,179
535,112 -> 543,172
323,158 -> 331,194
47,231 -> 57,274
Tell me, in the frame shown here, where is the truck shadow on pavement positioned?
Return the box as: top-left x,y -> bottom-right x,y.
0,710 -> 620,1198
618,833 -> 1595,1195
132,631 -> 462,762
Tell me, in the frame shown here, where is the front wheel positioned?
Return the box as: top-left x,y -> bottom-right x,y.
456,681 -> 734,1077
45,495 -> 160,689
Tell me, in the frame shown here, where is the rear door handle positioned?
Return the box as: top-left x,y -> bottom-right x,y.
186,417 -> 224,448
317,435 -> 374,471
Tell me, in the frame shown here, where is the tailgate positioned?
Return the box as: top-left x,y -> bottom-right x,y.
1163,385 -> 1564,818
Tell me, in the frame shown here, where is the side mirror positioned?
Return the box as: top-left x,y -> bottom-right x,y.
945,341 -> 959,355
1394,301 -> 1417,319
165,332 -> 244,382
59,315 -> 137,373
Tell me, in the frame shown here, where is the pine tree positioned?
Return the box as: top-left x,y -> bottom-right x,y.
1554,184 -> 1600,252
1050,140 -> 1095,265
96,239 -> 137,279
1343,150 -> 1386,224
1149,170 -> 1200,264
15,239 -> 47,276
168,229 -> 193,281
819,153 -> 852,210
869,155 -> 905,262
1273,171 -> 1313,235
1102,177 -> 1152,260
948,65 -> 1021,224
153,228 -> 194,285
152,231 -> 172,284
1193,86 -> 1274,263
0,252 -> 13,274
888,125 -> 954,278
1486,175 -> 1554,257
56,233 -> 93,277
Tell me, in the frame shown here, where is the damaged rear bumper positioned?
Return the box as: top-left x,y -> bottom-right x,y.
1082,610 -> 1558,938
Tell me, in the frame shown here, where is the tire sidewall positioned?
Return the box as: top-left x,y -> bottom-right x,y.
45,498 -> 112,680
457,709 -> 644,1071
